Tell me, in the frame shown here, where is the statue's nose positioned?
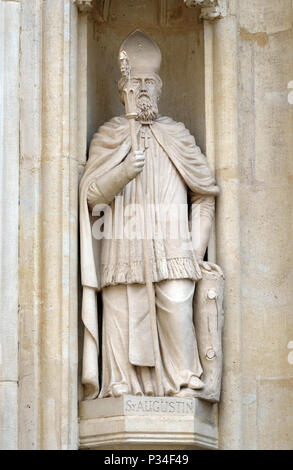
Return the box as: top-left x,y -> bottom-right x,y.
140,79 -> 147,92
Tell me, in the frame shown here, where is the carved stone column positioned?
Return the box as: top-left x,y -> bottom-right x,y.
184,0 -> 225,263
0,0 -> 20,450
18,0 -> 86,449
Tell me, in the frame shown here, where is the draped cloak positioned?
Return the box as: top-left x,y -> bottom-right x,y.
80,115 -> 219,399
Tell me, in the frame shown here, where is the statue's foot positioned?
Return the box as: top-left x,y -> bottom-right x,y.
188,376 -> 204,390
112,384 -> 130,397
174,388 -> 198,398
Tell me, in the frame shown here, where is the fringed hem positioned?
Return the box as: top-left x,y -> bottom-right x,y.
100,257 -> 202,288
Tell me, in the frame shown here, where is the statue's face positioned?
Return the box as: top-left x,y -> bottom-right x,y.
130,73 -> 161,122
130,74 -> 159,101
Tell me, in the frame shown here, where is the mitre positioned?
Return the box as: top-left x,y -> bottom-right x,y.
119,30 -> 162,75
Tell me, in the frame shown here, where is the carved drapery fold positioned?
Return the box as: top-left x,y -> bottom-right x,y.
184,0 -> 226,21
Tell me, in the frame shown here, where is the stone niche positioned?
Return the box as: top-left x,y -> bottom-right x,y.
80,0 -> 218,450
87,0 -> 206,151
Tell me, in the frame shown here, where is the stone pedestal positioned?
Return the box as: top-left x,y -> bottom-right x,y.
79,396 -> 218,450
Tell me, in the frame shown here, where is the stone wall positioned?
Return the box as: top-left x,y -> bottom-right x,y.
221,0 -> 293,450
0,0 -> 292,450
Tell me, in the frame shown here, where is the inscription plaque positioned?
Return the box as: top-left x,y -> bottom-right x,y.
124,396 -> 195,415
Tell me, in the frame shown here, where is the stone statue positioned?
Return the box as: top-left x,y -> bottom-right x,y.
80,30 -> 224,402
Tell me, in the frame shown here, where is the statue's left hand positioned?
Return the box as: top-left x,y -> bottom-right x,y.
198,260 -> 224,279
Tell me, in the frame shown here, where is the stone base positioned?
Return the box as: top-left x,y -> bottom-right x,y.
79,396 -> 218,450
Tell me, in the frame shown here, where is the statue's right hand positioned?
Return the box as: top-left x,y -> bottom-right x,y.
124,150 -> 145,180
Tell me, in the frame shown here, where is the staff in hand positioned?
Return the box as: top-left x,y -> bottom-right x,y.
119,50 -> 163,396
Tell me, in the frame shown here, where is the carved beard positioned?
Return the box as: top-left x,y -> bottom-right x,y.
136,93 -> 159,122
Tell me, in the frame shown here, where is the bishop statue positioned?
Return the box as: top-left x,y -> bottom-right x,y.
80,30 -> 223,401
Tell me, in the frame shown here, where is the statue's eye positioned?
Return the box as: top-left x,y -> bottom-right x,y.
146,79 -> 155,86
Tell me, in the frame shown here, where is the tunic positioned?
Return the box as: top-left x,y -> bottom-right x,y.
87,123 -> 215,289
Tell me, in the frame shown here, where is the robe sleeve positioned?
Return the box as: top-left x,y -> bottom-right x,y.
190,193 -> 215,222
87,159 -> 132,210
87,180 -> 110,209
189,193 -> 215,261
